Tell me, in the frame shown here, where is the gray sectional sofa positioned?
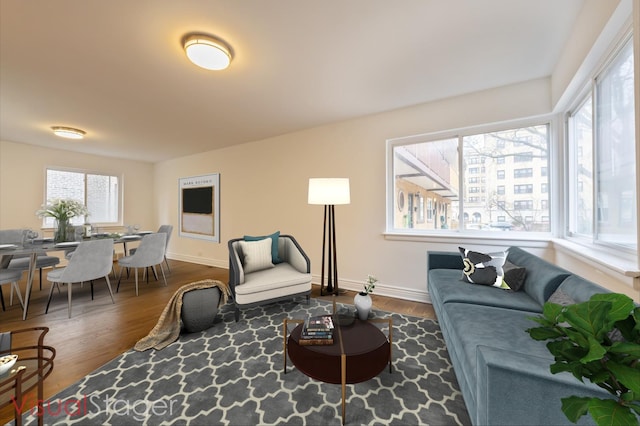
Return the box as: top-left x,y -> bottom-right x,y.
428,246 -> 613,425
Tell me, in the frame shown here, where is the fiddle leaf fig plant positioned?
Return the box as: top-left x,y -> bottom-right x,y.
526,293 -> 640,426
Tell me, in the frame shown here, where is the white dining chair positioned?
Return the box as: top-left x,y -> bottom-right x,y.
45,238 -> 115,318
117,233 -> 167,296
128,224 -> 173,272
0,269 -> 24,312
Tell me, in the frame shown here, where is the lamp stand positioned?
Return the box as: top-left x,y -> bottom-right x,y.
320,204 -> 339,296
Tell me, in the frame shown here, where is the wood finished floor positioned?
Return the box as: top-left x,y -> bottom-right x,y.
0,259 -> 434,423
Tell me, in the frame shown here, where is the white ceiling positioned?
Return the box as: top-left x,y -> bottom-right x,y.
0,0 -> 584,163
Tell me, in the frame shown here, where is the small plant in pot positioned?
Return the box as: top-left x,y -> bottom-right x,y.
354,275 -> 377,320
526,292 -> 640,426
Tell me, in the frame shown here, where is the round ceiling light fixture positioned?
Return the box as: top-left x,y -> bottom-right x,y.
51,126 -> 86,139
183,33 -> 233,71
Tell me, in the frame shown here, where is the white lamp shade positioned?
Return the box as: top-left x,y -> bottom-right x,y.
308,178 -> 350,205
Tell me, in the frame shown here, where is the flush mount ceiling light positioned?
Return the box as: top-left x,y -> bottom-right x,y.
183,33 -> 233,71
51,126 -> 86,139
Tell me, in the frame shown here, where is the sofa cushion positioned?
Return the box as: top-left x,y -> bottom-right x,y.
475,346 -> 610,426
234,263 -> 311,304
459,247 -> 508,287
428,269 -> 544,313
244,231 -> 281,264
506,247 -> 571,305
238,238 -> 274,274
439,303 -> 554,396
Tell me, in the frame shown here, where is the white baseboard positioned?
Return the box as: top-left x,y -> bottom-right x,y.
164,256 -> 433,305
313,275 -> 432,305
166,253 -> 227,269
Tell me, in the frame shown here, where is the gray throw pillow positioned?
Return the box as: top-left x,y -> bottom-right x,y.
503,261 -> 526,292
547,289 -> 576,306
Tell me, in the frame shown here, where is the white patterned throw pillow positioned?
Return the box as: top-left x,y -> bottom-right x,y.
239,238 -> 275,274
459,247 -> 509,289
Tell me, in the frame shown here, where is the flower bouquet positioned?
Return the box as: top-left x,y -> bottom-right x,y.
36,198 -> 88,242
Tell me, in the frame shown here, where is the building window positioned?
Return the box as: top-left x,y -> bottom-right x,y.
514,168 -> 533,178
541,183 -> 548,193
514,152 -> 533,162
514,200 -> 534,210
514,184 -> 533,194
389,122 -> 550,233
567,36 -> 636,250
44,168 -> 121,227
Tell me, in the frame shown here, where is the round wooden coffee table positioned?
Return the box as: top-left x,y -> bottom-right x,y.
285,318 -> 392,425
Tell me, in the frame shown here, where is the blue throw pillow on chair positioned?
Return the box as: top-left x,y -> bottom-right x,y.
244,231 -> 281,264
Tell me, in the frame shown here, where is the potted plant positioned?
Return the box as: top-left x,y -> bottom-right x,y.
354,275 -> 377,320
526,293 -> 640,426
36,198 -> 88,242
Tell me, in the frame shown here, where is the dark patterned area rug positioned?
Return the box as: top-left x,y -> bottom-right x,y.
24,299 -> 470,425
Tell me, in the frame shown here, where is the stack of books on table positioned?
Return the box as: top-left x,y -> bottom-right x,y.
299,314 -> 334,345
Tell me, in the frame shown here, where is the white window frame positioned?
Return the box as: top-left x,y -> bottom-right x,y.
43,166 -> 123,228
563,30 -> 637,258
386,115 -> 556,242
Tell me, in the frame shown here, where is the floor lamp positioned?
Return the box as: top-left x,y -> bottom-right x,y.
308,178 -> 350,296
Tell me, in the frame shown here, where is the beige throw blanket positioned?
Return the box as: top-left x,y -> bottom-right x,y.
134,279 -> 230,351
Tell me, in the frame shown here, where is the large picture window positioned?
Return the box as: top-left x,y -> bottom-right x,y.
389,122 -> 550,233
44,168 -> 121,227
567,36 -> 636,250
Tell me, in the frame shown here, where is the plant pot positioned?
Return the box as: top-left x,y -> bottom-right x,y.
354,292 -> 372,320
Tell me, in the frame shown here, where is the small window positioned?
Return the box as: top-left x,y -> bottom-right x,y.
44,168 -> 121,227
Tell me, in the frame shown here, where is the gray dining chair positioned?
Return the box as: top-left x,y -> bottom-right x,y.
45,238 -> 115,318
128,224 -> 173,272
1,228 -> 61,290
117,233 -> 167,296
0,269 -> 24,312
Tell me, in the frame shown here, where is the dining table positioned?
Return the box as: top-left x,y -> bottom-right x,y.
0,233 -> 149,320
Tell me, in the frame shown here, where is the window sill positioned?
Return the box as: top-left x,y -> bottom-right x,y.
383,231 -> 550,249
551,238 -> 640,278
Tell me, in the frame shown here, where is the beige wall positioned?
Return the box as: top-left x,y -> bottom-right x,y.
0,140 -> 155,255
155,79 -> 558,301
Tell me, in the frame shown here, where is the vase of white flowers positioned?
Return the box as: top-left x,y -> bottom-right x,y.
354,275 -> 377,320
36,199 -> 88,243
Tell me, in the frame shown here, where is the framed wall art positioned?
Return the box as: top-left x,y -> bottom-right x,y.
179,173 -> 220,242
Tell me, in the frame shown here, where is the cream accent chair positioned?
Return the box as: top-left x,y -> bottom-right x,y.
228,234 -> 311,322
